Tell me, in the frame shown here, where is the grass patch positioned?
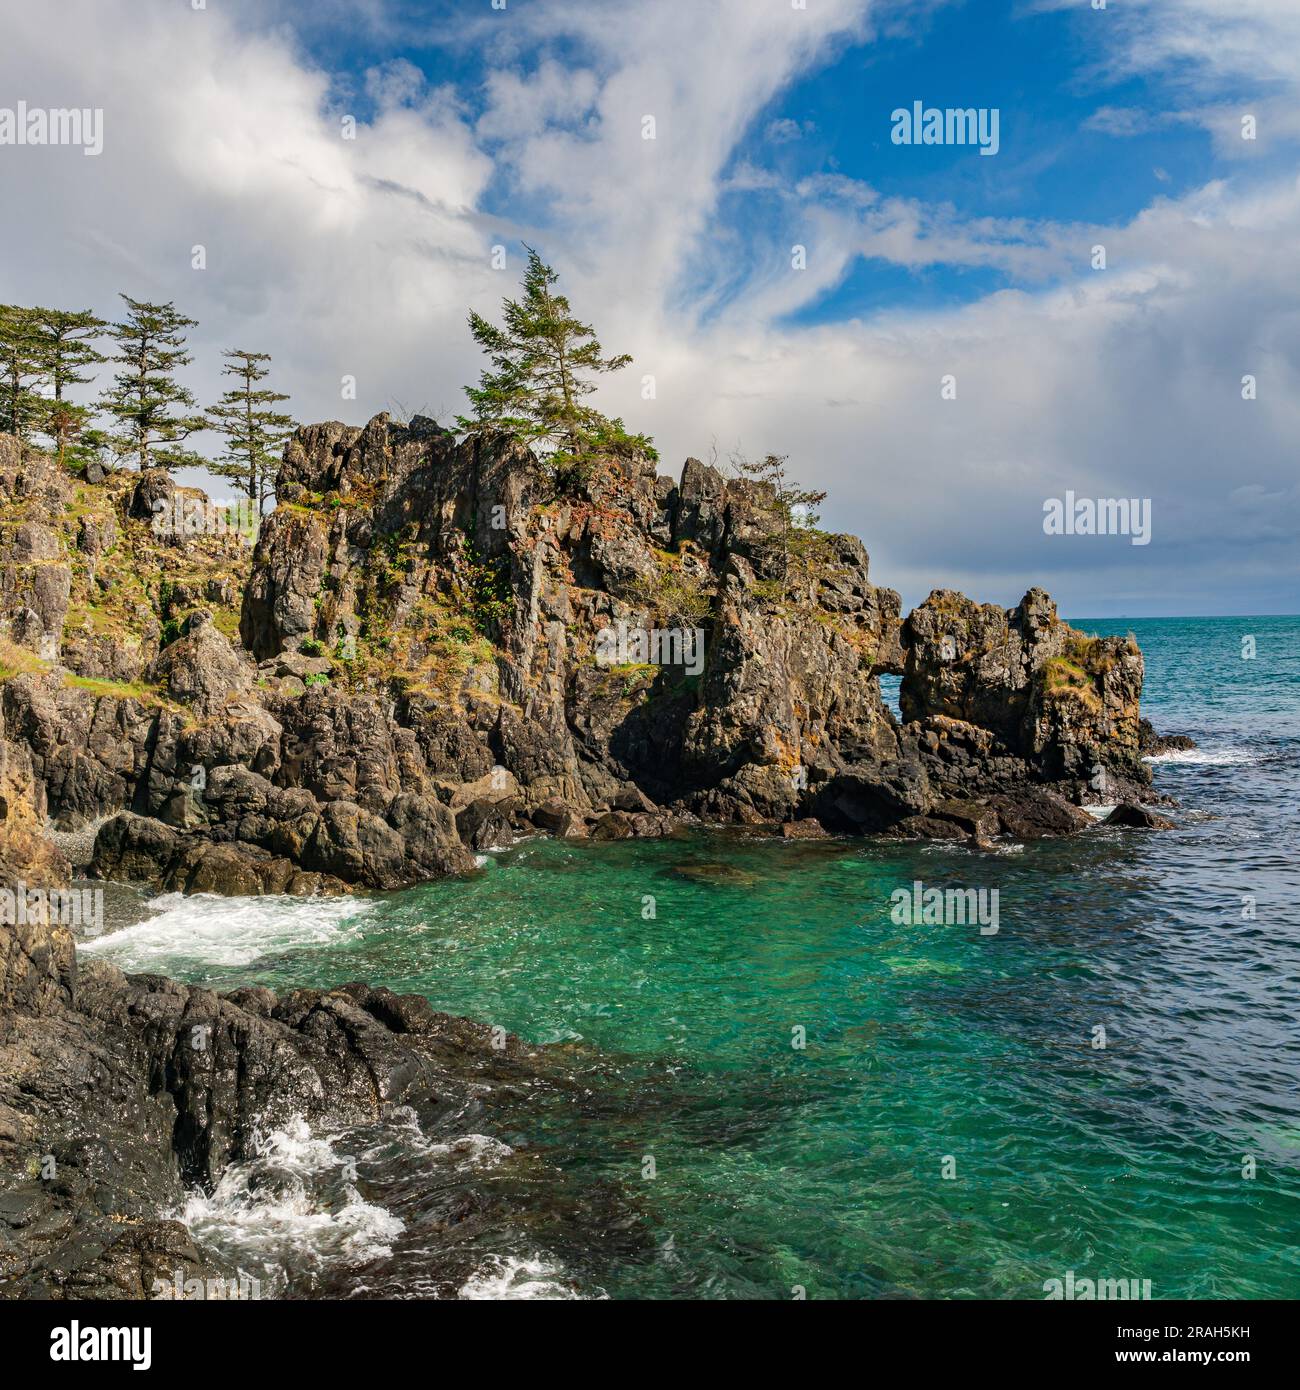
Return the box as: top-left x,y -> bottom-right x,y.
62,673 -> 171,707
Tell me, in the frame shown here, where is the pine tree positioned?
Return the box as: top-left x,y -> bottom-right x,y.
99,295 -> 206,471
730,452 -> 829,582
31,307 -> 107,464
457,247 -> 654,490
0,304 -> 45,441
207,350 -> 295,515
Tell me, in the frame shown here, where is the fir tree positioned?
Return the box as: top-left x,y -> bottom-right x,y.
31,307 -> 107,464
730,451 -> 829,582
99,295 -> 206,471
207,350 -> 295,514
0,304 -> 45,441
458,247 -> 653,490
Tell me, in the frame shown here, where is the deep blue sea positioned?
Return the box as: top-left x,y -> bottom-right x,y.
83,616 -> 1300,1299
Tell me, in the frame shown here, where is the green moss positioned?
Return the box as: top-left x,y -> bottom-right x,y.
62,673 -> 170,706
1041,656 -> 1101,713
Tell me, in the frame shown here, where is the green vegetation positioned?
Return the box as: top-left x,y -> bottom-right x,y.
730,450 -> 829,583
62,672 -> 168,705
99,295 -> 207,471
630,552 -> 714,630
0,304 -> 44,440
457,535 -> 512,637
32,308 -> 109,465
207,350 -> 295,515
458,247 -> 655,492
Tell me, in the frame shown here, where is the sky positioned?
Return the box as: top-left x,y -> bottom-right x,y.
1,0 -> 1297,616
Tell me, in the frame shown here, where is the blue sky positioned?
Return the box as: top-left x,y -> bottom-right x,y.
1,0 -> 1297,615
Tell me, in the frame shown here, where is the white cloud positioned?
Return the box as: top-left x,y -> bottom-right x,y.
0,0 -> 1295,615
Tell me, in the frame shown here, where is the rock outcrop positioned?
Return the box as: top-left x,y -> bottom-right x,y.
0,855 -> 598,1296
0,416 -> 1188,1299
0,421 -> 1176,899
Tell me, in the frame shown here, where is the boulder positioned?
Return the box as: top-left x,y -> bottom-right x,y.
1104,802 -> 1176,830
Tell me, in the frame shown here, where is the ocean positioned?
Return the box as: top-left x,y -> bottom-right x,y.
80,615 -> 1300,1299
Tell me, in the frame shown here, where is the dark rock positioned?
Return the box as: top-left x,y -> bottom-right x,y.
0,420 -> 1173,899
145,610 -> 252,715
1138,718 -> 1197,755
989,789 -> 1095,838
1104,802 -> 1176,830
780,818 -> 829,839
128,468 -> 174,522
590,810 -> 635,841
530,798 -> 587,837
0,868 -> 591,1297
455,796 -> 518,852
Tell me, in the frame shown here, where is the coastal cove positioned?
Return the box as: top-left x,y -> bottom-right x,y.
76,617 -> 1300,1300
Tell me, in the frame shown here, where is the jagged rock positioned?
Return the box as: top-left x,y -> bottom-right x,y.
455,796 -> 518,852
902,588 -> 1149,803
128,468 -> 174,522
89,811 -> 348,896
1138,718 -> 1196,755
146,610 -> 252,715
590,810 -> 635,840
988,789 -> 1095,838
930,798 -> 1001,841
530,798 -> 588,838
0,863 -> 596,1296
780,818 -> 829,839
0,421 -> 1169,896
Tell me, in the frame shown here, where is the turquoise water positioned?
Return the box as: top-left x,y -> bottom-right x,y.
85,617 -> 1300,1299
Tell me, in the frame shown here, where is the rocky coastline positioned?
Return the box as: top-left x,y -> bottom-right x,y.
0,419 -> 1188,1296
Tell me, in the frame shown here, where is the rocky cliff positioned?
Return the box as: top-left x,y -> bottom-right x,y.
0,418 -> 1166,898
0,418 -> 1178,1297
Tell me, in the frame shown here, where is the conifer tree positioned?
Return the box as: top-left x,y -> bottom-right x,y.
731,452 -> 829,582
458,247 -> 653,490
99,295 -> 206,471
0,304 -> 45,440
32,307 -> 107,464
207,349 -> 295,514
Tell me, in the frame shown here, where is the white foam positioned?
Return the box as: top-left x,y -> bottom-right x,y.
425,1134 -> 515,1168
80,891 -> 370,971
458,1254 -> 584,1300
178,1118 -> 404,1292
1145,747 -> 1260,766
360,1109 -> 515,1171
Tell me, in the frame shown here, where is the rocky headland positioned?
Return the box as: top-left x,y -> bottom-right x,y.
1,418 -> 1174,895
0,418 -> 1184,1296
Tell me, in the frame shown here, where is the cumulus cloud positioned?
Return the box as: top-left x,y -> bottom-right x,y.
0,0 -> 1295,615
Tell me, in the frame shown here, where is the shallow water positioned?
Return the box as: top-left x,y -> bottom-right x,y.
82,616 -> 1300,1299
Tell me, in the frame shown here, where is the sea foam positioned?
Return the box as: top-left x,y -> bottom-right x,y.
80,891 -> 370,972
